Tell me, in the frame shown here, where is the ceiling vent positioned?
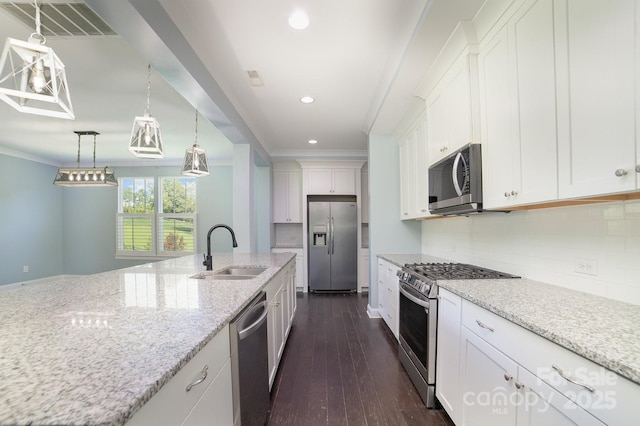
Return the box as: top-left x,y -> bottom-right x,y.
0,2 -> 116,37
246,70 -> 264,87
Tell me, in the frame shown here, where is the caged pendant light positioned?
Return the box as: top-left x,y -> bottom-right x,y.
181,109 -> 209,177
128,64 -> 164,158
53,131 -> 117,187
0,0 -> 74,119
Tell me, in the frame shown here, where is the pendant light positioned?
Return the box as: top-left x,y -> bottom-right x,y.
53,131 -> 117,187
128,64 -> 164,158
0,0 -> 74,119
181,109 -> 210,177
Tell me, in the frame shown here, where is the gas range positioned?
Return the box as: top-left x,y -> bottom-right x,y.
397,262 -> 519,299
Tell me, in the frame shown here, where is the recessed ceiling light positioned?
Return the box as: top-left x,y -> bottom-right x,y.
288,10 -> 309,30
300,96 -> 314,104
308,139 -> 318,144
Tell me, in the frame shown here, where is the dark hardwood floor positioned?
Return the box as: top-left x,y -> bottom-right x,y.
267,292 -> 455,426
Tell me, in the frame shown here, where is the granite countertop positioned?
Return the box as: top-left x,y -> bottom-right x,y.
378,253 -> 640,386
0,252 -> 295,426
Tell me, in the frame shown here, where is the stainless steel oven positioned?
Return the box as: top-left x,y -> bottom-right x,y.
397,262 -> 519,408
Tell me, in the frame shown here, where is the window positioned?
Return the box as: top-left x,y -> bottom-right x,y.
117,176 -> 197,258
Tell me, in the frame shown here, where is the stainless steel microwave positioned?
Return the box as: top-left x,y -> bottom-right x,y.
428,143 -> 483,216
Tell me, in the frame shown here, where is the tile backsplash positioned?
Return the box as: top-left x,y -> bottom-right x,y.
421,200 -> 640,305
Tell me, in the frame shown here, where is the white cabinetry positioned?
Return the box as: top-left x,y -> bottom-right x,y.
377,258 -> 399,338
479,0 -> 558,209
265,259 -> 296,389
361,168 -> 369,223
273,171 -> 302,223
271,248 -> 304,291
307,168 -> 356,194
426,51 -> 479,166
441,296 -> 640,426
556,0 -> 638,198
126,325 -> 233,426
436,288 -> 462,424
398,115 -> 429,220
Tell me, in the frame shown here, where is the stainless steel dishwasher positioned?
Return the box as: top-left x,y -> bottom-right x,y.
229,291 -> 270,426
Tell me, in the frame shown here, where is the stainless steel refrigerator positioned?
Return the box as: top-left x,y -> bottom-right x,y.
308,196 -> 357,292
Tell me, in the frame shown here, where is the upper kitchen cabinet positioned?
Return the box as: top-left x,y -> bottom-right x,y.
416,22 -> 480,167
298,161 -> 365,197
555,0 -> 638,198
397,112 -> 430,220
273,171 -> 302,223
478,0 -> 559,209
306,168 -> 356,195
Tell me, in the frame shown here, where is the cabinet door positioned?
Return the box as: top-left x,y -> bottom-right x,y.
426,89 -> 449,164
556,0 -> 637,198
273,171 -> 290,223
377,261 -> 388,320
460,327 -> 518,426
446,55 -> 475,152
479,25 -> 516,209
509,0 -> 558,206
287,172 -> 302,222
415,119 -> 430,216
398,139 -> 411,219
361,169 -> 369,223
307,169 -> 332,194
436,289 -> 462,424
516,367 -> 605,426
331,169 -> 356,194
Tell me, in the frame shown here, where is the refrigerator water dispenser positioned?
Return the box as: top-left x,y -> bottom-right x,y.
312,225 -> 327,246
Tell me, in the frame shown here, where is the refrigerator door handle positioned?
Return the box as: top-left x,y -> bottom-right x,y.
331,216 -> 335,255
327,218 -> 331,255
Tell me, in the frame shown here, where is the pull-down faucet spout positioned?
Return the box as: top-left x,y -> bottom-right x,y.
203,224 -> 238,270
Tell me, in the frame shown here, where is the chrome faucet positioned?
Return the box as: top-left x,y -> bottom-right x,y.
203,224 -> 238,270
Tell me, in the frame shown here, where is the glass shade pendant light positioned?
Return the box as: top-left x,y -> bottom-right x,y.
181,109 -> 210,177
53,131 -> 117,187
0,0 -> 74,119
128,64 -> 164,158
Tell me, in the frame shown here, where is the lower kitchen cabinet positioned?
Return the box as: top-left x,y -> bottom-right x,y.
435,292 -> 638,426
126,325 -> 233,426
436,288 -> 462,424
265,259 -> 296,389
377,258 -> 399,338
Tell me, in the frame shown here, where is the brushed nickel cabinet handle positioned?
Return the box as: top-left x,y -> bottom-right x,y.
476,319 -> 494,332
504,374 -> 512,382
615,169 -> 627,177
186,365 -> 209,392
552,365 -> 595,393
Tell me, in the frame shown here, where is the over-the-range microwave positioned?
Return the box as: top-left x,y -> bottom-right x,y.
428,143 -> 483,216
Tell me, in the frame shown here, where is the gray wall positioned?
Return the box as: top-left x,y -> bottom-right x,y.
0,155 -> 65,285
0,155 -> 234,285
367,134 -> 421,307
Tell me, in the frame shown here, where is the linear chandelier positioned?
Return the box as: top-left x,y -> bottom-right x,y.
53,131 -> 117,187
0,0 -> 74,119
129,64 -> 164,158
181,109 -> 210,177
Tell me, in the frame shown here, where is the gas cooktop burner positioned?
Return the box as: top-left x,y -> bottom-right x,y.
403,262 -> 519,281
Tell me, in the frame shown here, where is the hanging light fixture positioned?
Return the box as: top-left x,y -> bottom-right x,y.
181,109 -> 210,177
0,0 -> 74,119
53,131 -> 117,187
128,64 -> 164,158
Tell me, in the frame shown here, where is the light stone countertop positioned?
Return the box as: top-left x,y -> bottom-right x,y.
0,252 -> 295,426
378,253 -> 640,386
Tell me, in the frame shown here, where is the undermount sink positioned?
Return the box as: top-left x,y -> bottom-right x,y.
190,266 -> 267,280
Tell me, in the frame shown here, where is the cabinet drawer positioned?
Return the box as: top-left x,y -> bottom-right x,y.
127,325 -> 231,425
462,299 -> 526,357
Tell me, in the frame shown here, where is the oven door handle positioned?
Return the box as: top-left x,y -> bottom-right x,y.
399,284 -> 431,309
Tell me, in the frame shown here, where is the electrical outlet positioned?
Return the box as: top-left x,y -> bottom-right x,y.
575,258 -> 598,276
23,265 -> 29,273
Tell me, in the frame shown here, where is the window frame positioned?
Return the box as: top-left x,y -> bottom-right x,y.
116,176 -> 198,259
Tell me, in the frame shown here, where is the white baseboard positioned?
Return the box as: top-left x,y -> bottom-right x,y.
367,304 -> 381,318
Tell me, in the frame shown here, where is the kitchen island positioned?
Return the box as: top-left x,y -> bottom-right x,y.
0,252 -> 295,425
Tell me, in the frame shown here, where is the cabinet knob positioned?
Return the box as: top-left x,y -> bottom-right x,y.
503,374 -> 513,382
511,190 -> 518,196
515,382 -> 524,390
615,169 -> 628,177
504,192 -> 510,198
636,165 -> 640,173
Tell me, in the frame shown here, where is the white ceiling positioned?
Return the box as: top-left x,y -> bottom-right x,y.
0,0 -> 485,167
